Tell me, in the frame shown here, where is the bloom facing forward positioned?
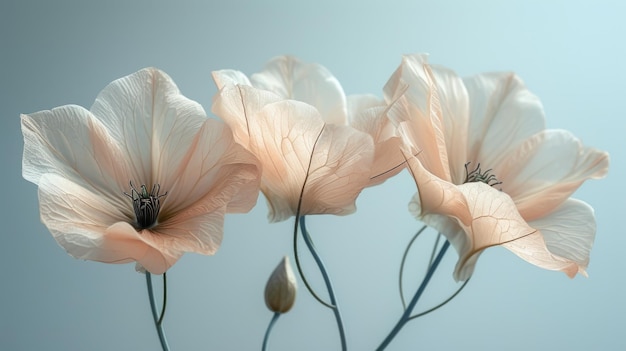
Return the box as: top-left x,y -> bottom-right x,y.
22,68 -> 261,274
386,54 -> 609,281
212,56 -> 384,222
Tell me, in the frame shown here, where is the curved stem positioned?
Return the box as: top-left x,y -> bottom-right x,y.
399,225 -> 428,309
146,272 -> 170,351
408,278 -> 469,321
376,240 -> 450,351
299,216 -> 347,351
262,312 -> 281,351
293,215 -> 334,308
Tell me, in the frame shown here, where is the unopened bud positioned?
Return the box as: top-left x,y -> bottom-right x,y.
264,256 -> 297,313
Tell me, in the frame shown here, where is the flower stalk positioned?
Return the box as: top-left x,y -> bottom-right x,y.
146,272 -> 170,351
296,216 -> 347,351
377,240 -> 450,350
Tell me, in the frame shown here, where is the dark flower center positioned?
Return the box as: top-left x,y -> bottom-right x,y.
124,181 -> 168,229
464,162 -> 502,188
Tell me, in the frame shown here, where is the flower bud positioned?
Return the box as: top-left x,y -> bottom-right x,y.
264,256 -> 297,313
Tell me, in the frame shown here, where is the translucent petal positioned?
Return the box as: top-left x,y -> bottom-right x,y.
159,118 -> 261,216
350,104 -> 404,185
250,55 -> 348,125
249,100 -> 373,222
89,68 -> 206,186
346,94 -> 384,123
21,108 -> 131,212
463,72 -> 545,169
529,198 -> 597,276
301,123 -> 374,217
212,69 -> 252,90
37,174 -> 173,273
497,130 -> 609,221
384,54 -> 453,181
211,84 -> 283,148
454,182 -> 578,281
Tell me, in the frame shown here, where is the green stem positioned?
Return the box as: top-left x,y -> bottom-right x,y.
146,272 -> 170,351
262,312 -> 281,351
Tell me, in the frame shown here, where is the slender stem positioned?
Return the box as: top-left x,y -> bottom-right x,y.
262,312 -> 281,351
299,216 -> 347,351
376,240 -> 450,351
399,225 -> 428,309
408,278 -> 469,321
293,215 -> 333,308
146,272 -> 170,351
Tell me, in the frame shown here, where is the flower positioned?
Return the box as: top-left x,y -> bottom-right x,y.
214,56 -> 405,186
212,56 -> 383,222
21,68 -> 261,274
385,54 -> 609,281
264,256 -> 297,313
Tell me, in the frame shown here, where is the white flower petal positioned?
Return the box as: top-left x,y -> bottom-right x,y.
160,118 -> 260,215
384,54 -> 455,181
21,107 -> 131,211
212,69 -> 252,90
463,72 -> 546,169
37,174 -> 173,273
498,130 -> 609,221
455,183 -> 578,281
529,198 -> 597,276
211,84 -> 283,148
250,56 -> 348,125
248,100 -> 373,221
90,68 -> 207,186
350,104 -> 404,185
404,149 -> 472,226
302,123 -> 374,217
346,94 -> 384,123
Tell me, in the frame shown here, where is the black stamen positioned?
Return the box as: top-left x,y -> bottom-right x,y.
464,162 -> 503,188
124,181 -> 168,229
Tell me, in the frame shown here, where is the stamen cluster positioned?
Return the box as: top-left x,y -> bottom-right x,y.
124,182 -> 167,229
463,162 -> 502,188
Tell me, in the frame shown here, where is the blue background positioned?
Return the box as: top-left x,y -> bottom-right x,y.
1,1 -> 624,350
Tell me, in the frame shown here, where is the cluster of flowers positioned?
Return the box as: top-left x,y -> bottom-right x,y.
21,54 -> 608,281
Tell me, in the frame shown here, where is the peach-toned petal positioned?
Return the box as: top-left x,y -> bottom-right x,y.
347,94 -> 384,122
349,103 -> 404,185
240,99 -> 373,222
454,182 -> 577,281
21,108 -> 131,212
159,118 -> 260,215
245,100 -> 328,221
528,198 -> 597,276
301,123 -> 374,217
250,56 -> 348,125
384,54 -> 452,181
37,174 -> 173,273
463,72 -> 546,169
212,69 -> 252,90
211,84 -> 283,148
404,147 -> 472,226
105,223 -> 177,275
497,130 -> 609,221
89,68 -> 206,186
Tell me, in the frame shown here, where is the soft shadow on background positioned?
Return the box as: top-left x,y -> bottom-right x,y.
1,1 -> 624,350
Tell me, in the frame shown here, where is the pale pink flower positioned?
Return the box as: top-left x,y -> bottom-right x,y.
213,56 -> 404,185
386,54 -> 609,281
212,57 -> 383,222
21,68 -> 261,274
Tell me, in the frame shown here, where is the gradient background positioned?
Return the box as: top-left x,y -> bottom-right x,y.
1,1 -> 624,350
